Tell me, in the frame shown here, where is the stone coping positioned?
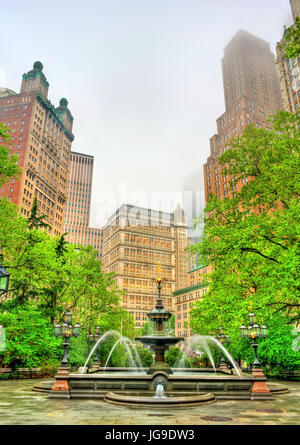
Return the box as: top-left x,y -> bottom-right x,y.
59,372 -> 255,382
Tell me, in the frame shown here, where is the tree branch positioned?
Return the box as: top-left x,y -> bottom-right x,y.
262,235 -> 288,250
240,247 -> 280,263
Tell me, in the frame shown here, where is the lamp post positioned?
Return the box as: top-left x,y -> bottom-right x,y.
54,306 -> 80,370
240,302 -> 270,398
216,324 -> 230,369
0,255 -> 10,297
240,304 -> 267,370
89,326 -> 101,371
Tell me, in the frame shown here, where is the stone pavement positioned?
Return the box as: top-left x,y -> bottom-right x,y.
0,379 -> 299,425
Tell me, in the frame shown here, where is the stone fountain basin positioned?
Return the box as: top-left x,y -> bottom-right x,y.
104,390 -> 216,407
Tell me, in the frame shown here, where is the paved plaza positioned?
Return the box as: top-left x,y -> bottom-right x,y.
0,379 -> 299,425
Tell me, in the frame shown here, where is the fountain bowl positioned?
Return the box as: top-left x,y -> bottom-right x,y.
104,390 -> 216,408
135,335 -> 183,347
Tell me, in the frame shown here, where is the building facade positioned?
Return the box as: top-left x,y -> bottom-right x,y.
102,204 -> 188,327
276,1 -> 300,113
63,151 -> 103,257
204,30 -> 283,203
0,62 -> 74,236
290,0 -> 300,21
173,264 -> 212,339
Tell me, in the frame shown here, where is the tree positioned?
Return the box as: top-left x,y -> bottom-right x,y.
165,346 -> 190,368
283,17 -> 300,59
27,196 -> 51,231
0,123 -> 21,187
189,111 -> 300,372
0,304 -> 61,371
135,344 -> 153,367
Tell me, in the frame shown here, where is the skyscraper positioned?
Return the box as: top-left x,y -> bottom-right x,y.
0,62 -> 74,236
276,0 -> 300,113
102,204 -> 188,327
64,151 -> 103,257
204,30 -> 283,203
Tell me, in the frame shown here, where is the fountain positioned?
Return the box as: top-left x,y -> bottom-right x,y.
80,330 -> 143,374
47,268 -> 277,403
135,272 -> 183,375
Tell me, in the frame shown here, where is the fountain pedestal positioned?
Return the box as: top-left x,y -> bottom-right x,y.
135,276 -> 183,375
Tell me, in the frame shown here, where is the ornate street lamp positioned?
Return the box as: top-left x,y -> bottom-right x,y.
216,323 -> 230,368
0,255 -> 10,296
240,303 -> 268,369
87,325 -> 102,370
54,305 -> 80,369
93,326 -> 101,368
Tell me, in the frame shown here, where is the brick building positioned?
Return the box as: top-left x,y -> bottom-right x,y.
204,30 -> 283,203
0,61 -> 74,236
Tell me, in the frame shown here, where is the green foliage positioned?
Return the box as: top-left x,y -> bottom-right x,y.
283,17 -> 300,59
27,196 -> 51,231
0,305 -> 61,370
190,111 -> 300,372
0,183 -> 136,371
0,197 -> 125,326
165,346 -> 190,368
0,123 -> 21,187
135,344 -> 153,367
69,332 -> 89,369
257,315 -> 300,374
165,346 -> 180,367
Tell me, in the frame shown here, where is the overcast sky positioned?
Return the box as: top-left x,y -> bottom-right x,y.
1,0 -> 293,228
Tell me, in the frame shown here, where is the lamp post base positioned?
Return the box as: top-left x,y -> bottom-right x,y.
251,368 -> 272,399
218,362 -> 228,371
50,367 -> 70,396
90,363 -> 101,372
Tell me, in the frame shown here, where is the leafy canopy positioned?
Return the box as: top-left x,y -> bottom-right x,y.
189,111 -> 300,371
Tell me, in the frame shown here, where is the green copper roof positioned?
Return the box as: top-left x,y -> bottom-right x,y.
173,281 -> 208,296
36,94 -> 74,142
188,264 -> 209,274
22,61 -> 49,88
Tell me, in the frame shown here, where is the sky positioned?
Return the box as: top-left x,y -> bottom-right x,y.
1,0 -> 293,228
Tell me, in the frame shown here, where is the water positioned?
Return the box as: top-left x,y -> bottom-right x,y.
154,384 -> 165,398
174,335 -> 241,376
81,330 -> 142,374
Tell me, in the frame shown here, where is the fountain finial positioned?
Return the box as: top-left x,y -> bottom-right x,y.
157,262 -> 162,283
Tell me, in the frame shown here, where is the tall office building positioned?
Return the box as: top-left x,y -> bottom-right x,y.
276,0 -> 300,113
102,204 -> 188,327
204,30 -> 283,203
64,151 -> 103,257
0,62 -> 74,236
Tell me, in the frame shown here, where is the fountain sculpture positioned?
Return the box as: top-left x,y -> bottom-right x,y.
135,269 -> 183,375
